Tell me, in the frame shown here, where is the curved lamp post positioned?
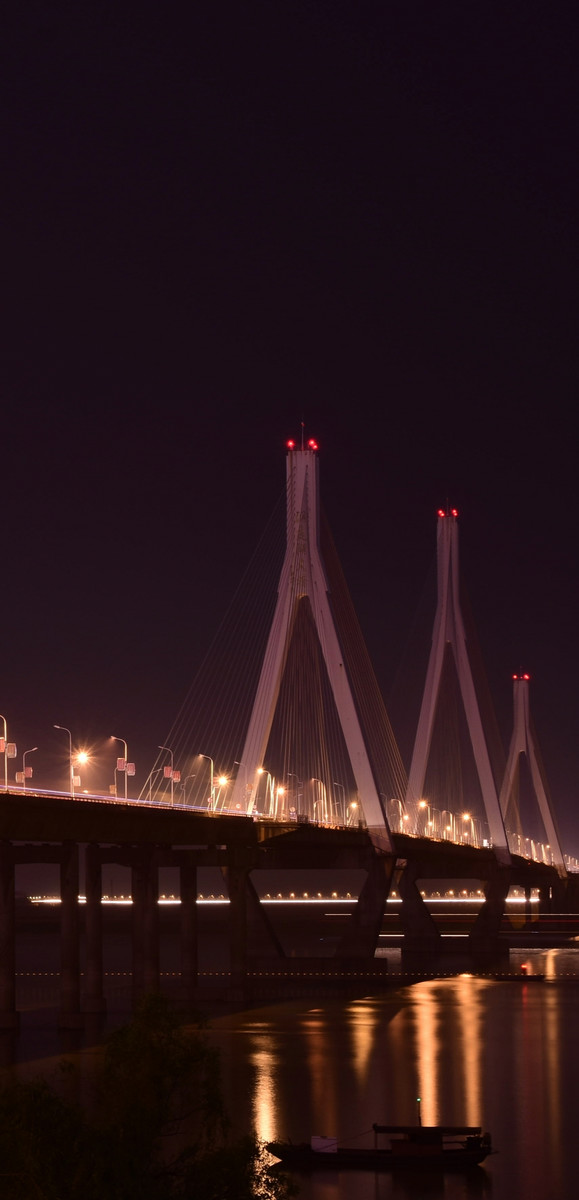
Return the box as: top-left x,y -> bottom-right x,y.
182,773 -> 196,804
148,766 -> 163,803
198,754 -> 214,810
158,744 -> 175,805
22,746 -> 38,793
333,781 -> 346,825
0,715 -> 17,791
54,724 -> 74,799
110,735 -> 129,801
311,777 -> 326,823
0,714 -> 7,791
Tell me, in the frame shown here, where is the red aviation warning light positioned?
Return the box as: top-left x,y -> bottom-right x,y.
513,673 -> 532,681
287,433 -> 319,451
286,437 -> 318,450
451,508 -> 458,517
437,506 -> 459,518
437,509 -> 446,518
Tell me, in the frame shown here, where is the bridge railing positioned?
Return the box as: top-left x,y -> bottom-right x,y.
146,773 -> 578,870
385,797 -> 491,850
504,830 -> 579,872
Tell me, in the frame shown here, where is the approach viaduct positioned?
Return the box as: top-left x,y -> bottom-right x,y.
1,792 -> 576,1028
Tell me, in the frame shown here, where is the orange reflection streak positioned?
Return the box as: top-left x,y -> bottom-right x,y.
411,981 -> 441,1125
455,975 -> 486,1125
516,976 -> 550,1196
387,1003 -> 421,1121
248,1041 -> 279,1144
345,1000 -> 379,1081
544,984 -> 563,1197
543,947 -> 558,980
303,1014 -> 338,1138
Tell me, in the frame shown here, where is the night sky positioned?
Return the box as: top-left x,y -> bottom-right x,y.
3,5 -> 579,848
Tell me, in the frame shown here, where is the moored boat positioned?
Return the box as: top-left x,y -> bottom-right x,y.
267,1122 -> 494,1172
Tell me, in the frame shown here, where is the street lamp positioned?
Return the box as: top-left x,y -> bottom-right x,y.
418,799 -> 432,836
21,746 -> 38,793
234,760 -> 249,810
54,724 -> 74,799
148,766 -> 164,803
461,811 -> 478,845
387,797 -> 405,833
333,782 -> 346,825
311,777 -> 325,823
198,753 -> 215,809
182,773 -> 196,804
257,766 -> 276,814
286,772 -> 301,819
213,775 -> 229,811
0,714 -> 17,791
110,735 -> 134,802
158,744 -> 175,805
0,714 -> 6,791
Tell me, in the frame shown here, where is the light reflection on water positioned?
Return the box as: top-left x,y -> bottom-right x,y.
209,949 -> 579,1200
5,947 -> 579,1198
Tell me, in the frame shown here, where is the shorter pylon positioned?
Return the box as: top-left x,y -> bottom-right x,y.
499,674 -> 566,877
405,508 -> 510,862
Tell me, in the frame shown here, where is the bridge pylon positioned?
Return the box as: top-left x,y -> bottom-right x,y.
228,440 -> 393,846
405,508 -> 510,863
500,674 -> 566,877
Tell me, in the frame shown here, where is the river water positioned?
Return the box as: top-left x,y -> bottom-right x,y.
208,947 -> 579,1200
3,945 -> 579,1199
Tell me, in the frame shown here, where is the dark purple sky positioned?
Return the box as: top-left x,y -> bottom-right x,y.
3,4 -> 579,847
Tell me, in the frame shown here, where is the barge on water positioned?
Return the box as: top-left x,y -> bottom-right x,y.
267,1122 -> 494,1172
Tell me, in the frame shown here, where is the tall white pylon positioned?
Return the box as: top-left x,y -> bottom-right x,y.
405,508 -> 510,863
499,674 -> 566,877
228,440 -> 392,846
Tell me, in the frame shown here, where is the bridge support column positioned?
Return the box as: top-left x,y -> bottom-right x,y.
179,860 -> 198,996
524,885 -> 534,929
398,860 -> 441,962
538,879 -> 565,913
84,843 -> 106,1015
337,853 -> 396,960
59,841 -> 82,1028
563,873 -> 579,914
0,841 -> 18,1029
226,854 -> 250,1000
132,850 -> 159,999
469,866 -> 511,962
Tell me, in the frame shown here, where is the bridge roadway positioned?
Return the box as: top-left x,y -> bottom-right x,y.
1,791 -> 576,1027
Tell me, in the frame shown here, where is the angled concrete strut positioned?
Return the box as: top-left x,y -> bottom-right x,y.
405,510 -> 510,863
229,447 -> 391,845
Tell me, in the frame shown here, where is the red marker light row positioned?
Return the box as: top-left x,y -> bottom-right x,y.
437,508 -> 459,518
286,438 -> 319,451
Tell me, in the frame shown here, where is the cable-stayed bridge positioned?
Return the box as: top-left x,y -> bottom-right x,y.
147,439 -> 573,878
1,439 -> 578,1026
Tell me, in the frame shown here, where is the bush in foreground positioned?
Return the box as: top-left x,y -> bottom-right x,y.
0,995 -> 297,1200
